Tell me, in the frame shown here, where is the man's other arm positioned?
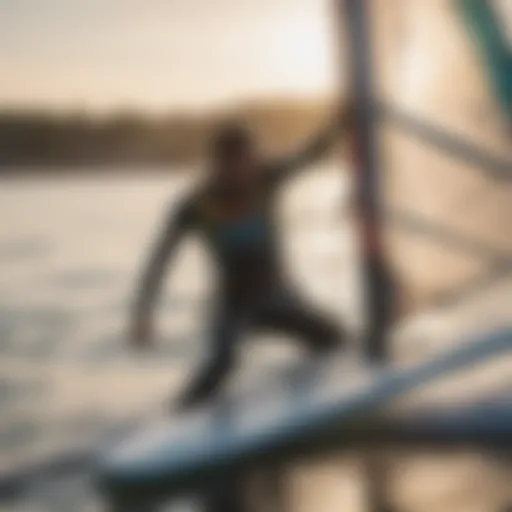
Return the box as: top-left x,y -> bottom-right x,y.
131,201 -> 193,348
268,106 -> 351,184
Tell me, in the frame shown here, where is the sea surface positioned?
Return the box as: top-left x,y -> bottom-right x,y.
0,167 -> 510,511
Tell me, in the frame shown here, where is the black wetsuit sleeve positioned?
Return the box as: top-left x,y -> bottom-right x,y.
133,198 -> 196,317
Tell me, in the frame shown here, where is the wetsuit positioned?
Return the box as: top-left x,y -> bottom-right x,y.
135,122 -> 345,408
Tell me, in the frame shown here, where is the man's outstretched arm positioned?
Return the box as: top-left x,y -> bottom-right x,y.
269,105 -> 352,183
131,203 -> 191,348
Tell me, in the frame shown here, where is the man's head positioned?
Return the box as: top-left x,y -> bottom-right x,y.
209,122 -> 260,185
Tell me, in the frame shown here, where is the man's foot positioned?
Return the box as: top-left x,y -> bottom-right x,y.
169,389 -> 211,415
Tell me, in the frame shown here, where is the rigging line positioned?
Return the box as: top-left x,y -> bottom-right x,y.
428,260 -> 512,310
389,208 -> 512,310
388,209 -> 512,264
378,101 -> 512,181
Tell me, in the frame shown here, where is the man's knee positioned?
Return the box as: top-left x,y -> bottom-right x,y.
208,349 -> 235,377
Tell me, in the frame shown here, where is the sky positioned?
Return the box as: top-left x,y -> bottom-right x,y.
0,0 -> 336,112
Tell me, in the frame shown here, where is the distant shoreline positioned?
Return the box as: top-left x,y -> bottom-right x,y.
0,163 -> 200,178
0,97 -> 336,171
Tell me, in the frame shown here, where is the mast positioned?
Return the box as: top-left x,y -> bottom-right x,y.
337,1 -> 395,510
339,0 -> 393,362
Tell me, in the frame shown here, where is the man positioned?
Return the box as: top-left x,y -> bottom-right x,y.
131,112 -> 349,411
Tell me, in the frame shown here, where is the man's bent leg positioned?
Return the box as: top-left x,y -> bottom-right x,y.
254,292 -> 345,354
246,293 -> 343,512
174,305 -> 241,410
179,305 -> 248,512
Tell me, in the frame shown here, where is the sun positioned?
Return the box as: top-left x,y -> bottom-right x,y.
259,7 -> 336,97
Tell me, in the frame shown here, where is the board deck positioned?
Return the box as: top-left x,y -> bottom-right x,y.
96,328 -> 512,505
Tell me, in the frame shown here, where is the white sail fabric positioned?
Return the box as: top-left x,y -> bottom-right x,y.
366,0 -> 512,319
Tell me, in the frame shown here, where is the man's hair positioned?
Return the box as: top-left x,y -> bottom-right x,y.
210,121 -> 254,159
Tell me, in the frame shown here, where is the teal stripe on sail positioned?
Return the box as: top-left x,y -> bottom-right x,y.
458,0 -> 512,121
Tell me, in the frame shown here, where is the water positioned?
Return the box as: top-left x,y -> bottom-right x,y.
0,168 -> 354,367
0,167 -> 352,506
0,168 -> 509,511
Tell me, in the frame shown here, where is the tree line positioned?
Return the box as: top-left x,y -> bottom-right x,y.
0,99 -> 331,171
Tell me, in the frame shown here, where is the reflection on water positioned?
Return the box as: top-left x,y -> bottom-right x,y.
0,169 -> 509,511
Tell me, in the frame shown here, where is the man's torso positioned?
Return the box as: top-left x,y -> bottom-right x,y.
179,170 -> 284,302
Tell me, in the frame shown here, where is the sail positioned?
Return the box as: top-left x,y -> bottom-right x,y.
366,0 -> 512,315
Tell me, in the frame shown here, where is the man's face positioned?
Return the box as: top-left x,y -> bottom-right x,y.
216,143 -> 259,187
